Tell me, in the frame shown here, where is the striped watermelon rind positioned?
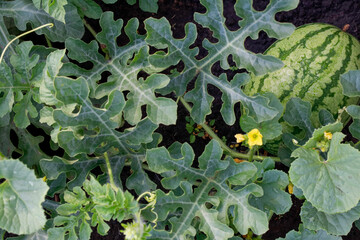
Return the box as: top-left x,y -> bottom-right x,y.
244,23 -> 360,128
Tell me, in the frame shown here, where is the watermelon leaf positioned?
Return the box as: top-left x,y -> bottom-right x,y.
32,0 -> 67,23
0,0 -> 84,42
290,132 -> 360,214
146,140 -> 269,238
68,0 -> 103,19
0,42 -> 42,128
127,0 -> 158,13
62,12 -> 177,125
0,159 -> 49,235
301,201 -> 360,236
145,0 -> 299,124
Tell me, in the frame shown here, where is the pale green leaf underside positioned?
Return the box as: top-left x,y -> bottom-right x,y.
301,201 -> 360,236
145,0 -> 298,124
290,132 -> 360,214
146,140 -> 268,238
0,159 -> 49,235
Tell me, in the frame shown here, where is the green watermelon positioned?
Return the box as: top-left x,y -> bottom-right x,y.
244,23 -> 360,128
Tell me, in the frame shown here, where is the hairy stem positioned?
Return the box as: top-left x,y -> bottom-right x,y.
82,19 -> 98,39
104,152 -> 118,191
179,97 -> 280,162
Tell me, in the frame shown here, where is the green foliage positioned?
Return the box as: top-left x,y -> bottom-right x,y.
1,0 -> 360,239
126,0 -> 158,13
290,132 -> 360,214
32,0 -> 68,23
0,159 -> 49,235
146,140 -> 268,238
47,176 -> 142,240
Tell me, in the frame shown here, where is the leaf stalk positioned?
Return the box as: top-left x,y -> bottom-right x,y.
179,97 -> 280,162
104,152 -> 118,192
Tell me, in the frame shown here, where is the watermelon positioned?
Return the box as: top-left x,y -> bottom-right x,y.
244,23 -> 360,128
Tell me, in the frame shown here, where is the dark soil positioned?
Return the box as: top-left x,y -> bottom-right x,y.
88,0 -> 360,239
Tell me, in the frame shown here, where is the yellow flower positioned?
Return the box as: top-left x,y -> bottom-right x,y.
288,182 -> 294,194
247,129 -> 263,148
234,133 -> 246,143
42,176 -> 47,182
324,131 -> 332,140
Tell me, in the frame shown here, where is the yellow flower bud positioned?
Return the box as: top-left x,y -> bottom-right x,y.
234,133 -> 246,143
324,131 -> 332,140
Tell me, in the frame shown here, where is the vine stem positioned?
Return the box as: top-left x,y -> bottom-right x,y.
82,18 -> 110,59
0,23 -> 54,64
179,97 -> 280,162
82,19 -> 98,39
104,152 -> 118,192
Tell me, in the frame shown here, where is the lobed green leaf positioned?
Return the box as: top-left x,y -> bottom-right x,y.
290,132 -> 360,214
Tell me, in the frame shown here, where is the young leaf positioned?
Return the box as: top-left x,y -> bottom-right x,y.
301,201 -> 360,236
290,132 -> 360,214
63,12 -> 177,125
145,0 -> 299,124
40,155 -> 123,190
302,122 -> 342,149
146,140 -> 269,237
0,0 -> 84,42
0,159 -> 49,235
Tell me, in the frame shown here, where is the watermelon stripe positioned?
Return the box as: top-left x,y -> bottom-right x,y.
244,23 -> 360,129
312,34 -> 353,113
271,25 -> 334,60
298,31 -> 340,99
